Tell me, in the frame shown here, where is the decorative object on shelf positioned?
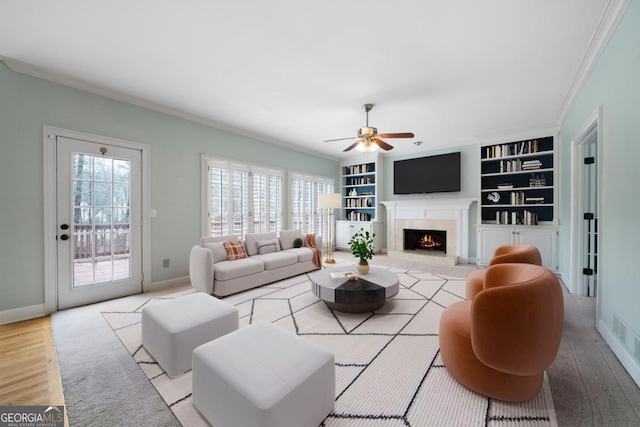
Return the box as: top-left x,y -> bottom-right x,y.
487,192 -> 500,203
324,104 -> 415,152
318,193 -> 342,264
529,175 -> 546,187
348,227 -> 375,275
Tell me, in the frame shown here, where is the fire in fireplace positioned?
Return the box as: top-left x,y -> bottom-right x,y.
403,229 -> 446,253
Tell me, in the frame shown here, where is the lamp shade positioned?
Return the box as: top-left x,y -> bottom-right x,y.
319,193 -> 342,209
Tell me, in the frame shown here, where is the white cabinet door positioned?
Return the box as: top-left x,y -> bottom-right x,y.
336,221 -> 381,251
335,221 -> 353,249
477,225 -> 559,271
477,227 -> 513,265
515,228 -> 558,271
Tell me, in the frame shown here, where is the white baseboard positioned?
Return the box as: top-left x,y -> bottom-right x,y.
0,279 -> 190,325
148,276 -> 191,292
599,319 -> 640,388
0,303 -> 46,326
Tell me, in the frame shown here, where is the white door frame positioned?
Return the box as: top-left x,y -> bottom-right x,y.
570,106 -> 602,298
43,126 -> 151,314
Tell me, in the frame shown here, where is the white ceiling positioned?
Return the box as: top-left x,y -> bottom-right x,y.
0,1 -> 616,160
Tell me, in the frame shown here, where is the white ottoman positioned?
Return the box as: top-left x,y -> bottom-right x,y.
193,320 -> 335,427
141,292 -> 238,378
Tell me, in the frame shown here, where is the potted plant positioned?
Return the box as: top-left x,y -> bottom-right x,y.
348,228 -> 375,275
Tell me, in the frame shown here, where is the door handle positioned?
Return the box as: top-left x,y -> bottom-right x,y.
60,234 -> 70,241
60,224 -> 69,230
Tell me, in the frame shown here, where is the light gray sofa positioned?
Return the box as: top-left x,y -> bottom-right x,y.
189,230 -> 322,297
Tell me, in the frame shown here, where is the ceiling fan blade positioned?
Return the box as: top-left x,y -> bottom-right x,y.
324,136 -> 358,142
373,138 -> 394,151
343,140 -> 362,152
378,132 -> 414,139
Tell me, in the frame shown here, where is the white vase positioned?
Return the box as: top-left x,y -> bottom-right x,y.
357,261 -> 369,275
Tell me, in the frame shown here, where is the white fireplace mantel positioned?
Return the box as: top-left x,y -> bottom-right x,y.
381,198 -> 476,263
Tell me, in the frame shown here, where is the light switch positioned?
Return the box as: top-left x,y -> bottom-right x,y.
151,209 -> 157,218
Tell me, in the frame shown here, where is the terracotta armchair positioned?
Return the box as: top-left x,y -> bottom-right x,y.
439,263 -> 564,402
466,244 -> 542,300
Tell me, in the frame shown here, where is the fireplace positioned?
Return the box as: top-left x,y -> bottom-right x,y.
403,229 -> 447,253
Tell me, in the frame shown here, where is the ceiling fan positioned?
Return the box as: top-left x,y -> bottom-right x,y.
324,104 -> 414,152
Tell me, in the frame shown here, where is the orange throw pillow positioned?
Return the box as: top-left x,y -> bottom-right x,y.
223,241 -> 247,261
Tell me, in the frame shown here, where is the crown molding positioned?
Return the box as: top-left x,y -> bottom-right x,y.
474,122 -> 560,146
0,56 -> 340,162
556,0 -> 631,124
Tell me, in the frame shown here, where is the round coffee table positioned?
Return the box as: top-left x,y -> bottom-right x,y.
309,266 -> 399,313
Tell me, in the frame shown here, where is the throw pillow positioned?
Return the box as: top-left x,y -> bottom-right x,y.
256,239 -> 281,255
203,242 -> 228,263
223,240 -> 247,261
279,229 -> 304,250
293,237 -> 303,248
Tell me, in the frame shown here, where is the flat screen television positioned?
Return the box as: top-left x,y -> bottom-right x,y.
393,151 -> 461,194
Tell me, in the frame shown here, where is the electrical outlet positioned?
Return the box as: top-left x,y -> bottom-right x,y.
635,337 -> 640,362
163,259 -> 170,268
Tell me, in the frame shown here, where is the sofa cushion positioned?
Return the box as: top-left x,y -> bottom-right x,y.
252,252 -> 298,270
256,239 -> 281,255
201,234 -> 240,245
279,229 -> 304,250
203,242 -> 228,263
214,258 -> 264,281
283,247 -> 314,263
224,241 -> 248,261
245,232 -> 278,256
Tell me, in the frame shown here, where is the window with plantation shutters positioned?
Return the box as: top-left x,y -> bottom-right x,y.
290,172 -> 334,242
202,156 -> 283,237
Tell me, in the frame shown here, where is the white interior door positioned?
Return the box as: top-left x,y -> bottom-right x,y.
56,136 -> 143,309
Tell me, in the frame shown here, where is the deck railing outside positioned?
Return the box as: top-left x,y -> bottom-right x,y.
74,224 -> 130,259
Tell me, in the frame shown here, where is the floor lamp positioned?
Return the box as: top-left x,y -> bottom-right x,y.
318,193 -> 342,264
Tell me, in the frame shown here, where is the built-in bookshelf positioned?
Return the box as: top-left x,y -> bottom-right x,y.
480,136 -> 555,225
341,160 -> 378,222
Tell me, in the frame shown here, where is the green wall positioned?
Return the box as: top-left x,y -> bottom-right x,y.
559,0 -> 640,381
0,62 -> 339,313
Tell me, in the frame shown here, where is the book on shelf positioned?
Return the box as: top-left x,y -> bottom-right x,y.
510,191 -> 526,205
522,160 -> 542,170
500,159 -> 523,173
494,210 -> 538,225
486,139 -> 540,159
497,183 -> 513,189
525,197 -> 545,204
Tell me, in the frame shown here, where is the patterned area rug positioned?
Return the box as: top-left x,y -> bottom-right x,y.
102,266 -> 557,426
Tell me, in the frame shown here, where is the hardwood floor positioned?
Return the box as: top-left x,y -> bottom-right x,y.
0,316 -> 68,426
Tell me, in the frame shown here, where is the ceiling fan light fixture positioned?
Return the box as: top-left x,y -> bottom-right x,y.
327,103 -> 413,152
357,140 -> 377,153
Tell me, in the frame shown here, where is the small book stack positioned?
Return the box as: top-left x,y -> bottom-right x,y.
522,160 -> 542,170
525,197 -> 545,204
